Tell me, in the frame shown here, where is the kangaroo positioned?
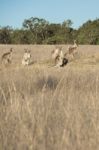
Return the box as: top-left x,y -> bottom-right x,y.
1,48 -> 13,64
22,49 -> 31,66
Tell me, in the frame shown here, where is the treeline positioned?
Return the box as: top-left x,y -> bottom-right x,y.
0,17 -> 99,44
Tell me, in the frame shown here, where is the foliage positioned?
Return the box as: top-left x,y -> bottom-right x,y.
23,17 -> 49,44
0,18 -> 99,44
77,19 -> 99,44
0,26 -> 12,44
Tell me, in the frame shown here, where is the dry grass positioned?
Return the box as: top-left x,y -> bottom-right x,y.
0,45 -> 99,150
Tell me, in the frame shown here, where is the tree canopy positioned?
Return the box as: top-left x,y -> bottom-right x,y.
0,17 -> 99,44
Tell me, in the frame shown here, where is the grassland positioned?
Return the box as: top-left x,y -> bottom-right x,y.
0,44 -> 99,150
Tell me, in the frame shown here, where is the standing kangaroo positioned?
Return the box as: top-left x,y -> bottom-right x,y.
1,48 -> 13,65
22,49 -> 31,66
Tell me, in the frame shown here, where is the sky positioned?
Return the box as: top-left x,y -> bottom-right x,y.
0,0 -> 99,29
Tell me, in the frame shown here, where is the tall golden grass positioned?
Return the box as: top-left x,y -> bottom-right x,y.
0,45 -> 99,150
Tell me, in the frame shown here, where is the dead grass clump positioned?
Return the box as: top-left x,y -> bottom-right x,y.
35,75 -> 58,91
0,80 -> 15,105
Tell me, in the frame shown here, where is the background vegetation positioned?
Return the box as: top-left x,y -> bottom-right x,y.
0,17 -> 99,44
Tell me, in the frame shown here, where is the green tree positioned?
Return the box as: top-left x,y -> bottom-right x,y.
77,19 -> 99,44
61,20 -> 74,43
11,29 -> 34,44
23,17 -> 49,44
0,26 -> 12,44
62,19 -> 73,28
